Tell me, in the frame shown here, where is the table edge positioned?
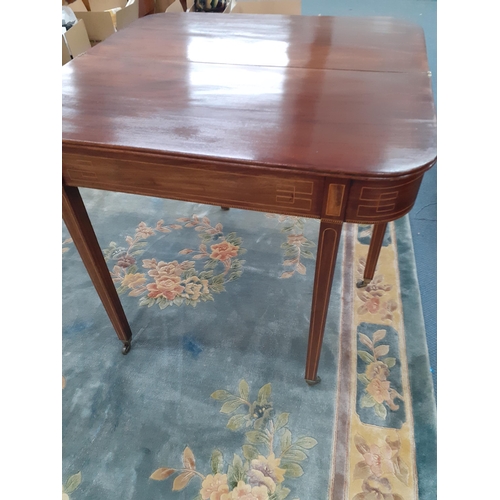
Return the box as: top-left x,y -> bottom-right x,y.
62,140 -> 437,181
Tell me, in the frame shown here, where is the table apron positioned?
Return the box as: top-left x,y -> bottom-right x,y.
344,175 -> 424,223
63,153 -> 424,223
62,152 -> 329,218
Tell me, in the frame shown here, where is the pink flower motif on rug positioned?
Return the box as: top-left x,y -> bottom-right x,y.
352,434 -> 409,500
150,380 -> 317,500
356,258 -> 398,323
357,329 -> 404,420
102,216 -> 246,308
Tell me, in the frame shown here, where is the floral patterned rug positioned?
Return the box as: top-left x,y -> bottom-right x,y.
62,189 -> 436,500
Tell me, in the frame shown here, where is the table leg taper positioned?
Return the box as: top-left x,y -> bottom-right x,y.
305,220 -> 343,384
62,184 -> 133,352
356,222 -> 388,288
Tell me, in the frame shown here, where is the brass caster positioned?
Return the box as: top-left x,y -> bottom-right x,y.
305,376 -> 321,386
356,279 -> 371,288
122,341 -> 131,355
221,207 -> 230,211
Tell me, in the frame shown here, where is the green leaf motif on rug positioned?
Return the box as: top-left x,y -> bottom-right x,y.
150,380 -> 317,499
360,393 -> 377,408
227,414 -> 248,431
265,213 -> 316,279
211,449 -> 224,475
62,471 -> 81,500
358,351 -> 375,364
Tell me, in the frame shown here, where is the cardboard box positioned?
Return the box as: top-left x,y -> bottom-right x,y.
71,0 -> 139,42
165,0 -> 186,12
155,0 -> 176,11
62,36 -> 71,65
231,0 -> 300,14
63,0 -> 90,12
62,18 -> 92,65
89,0 -> 127,10
68,0 -> 89,12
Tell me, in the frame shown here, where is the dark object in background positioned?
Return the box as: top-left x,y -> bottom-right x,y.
194,0 -> 228,12
63,20 -> 76,31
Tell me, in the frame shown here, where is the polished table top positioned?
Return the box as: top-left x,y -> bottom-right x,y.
62,13 -> 436,179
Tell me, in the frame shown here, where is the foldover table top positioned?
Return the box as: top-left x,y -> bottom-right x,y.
62,13 -> 436,383
62,13 -> 436,179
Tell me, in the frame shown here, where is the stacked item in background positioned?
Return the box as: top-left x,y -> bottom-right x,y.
63,0 -> 301,65
69,0 -> 139,44
62,2 -> 91,65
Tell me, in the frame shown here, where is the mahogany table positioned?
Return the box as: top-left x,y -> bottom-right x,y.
62,13 -> 436,384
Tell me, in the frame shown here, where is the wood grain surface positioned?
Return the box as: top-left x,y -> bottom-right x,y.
62,14 -> 436,179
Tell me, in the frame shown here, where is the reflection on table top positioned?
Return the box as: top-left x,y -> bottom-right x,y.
62,14 -> 436,178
